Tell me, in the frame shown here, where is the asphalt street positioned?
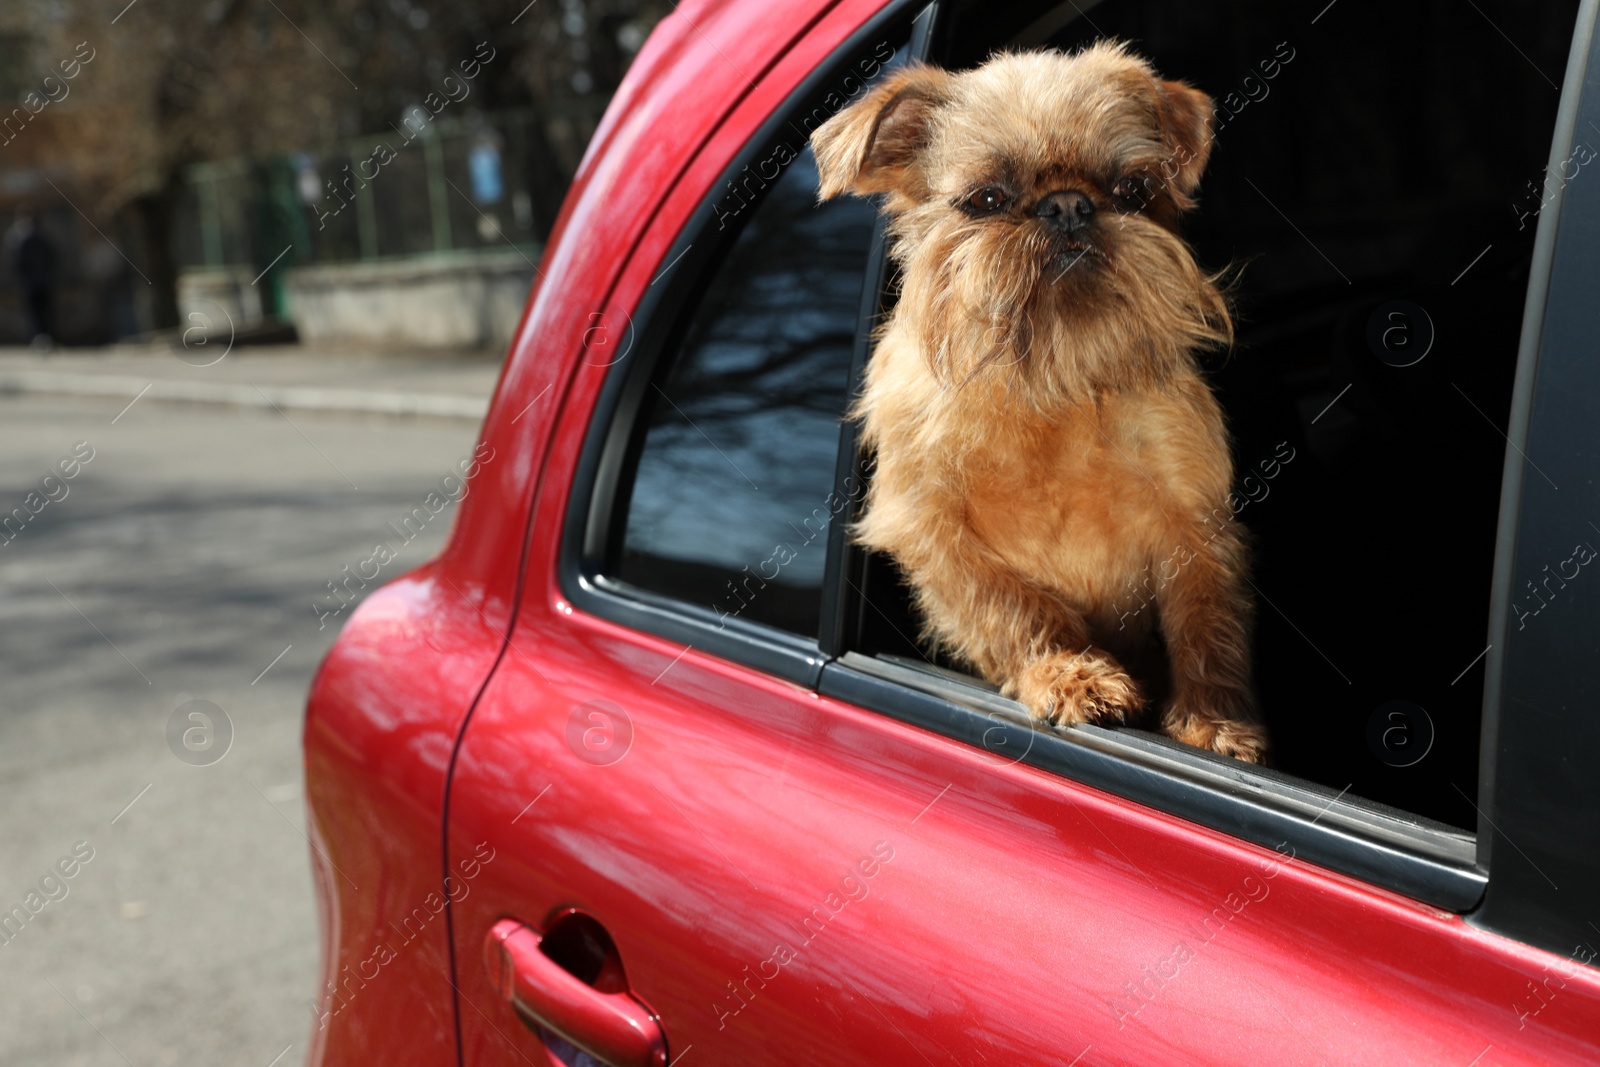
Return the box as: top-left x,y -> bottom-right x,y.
0,376 -> 487,1065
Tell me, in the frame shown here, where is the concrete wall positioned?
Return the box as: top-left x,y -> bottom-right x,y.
282,248 -> 537,350
178,266 -> 267,336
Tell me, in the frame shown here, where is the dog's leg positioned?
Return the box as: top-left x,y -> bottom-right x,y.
1152,523 -> 1267,763
1006,646 -> 1144,729
905,535 -> 1142,728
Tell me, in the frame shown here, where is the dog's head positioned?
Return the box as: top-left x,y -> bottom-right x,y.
813,44 -> 1231,394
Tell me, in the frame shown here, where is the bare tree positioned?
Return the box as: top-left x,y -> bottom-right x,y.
20,0 -> 666,332
25,2 -> 348,327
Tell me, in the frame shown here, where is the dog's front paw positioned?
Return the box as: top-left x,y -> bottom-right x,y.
1008,652 -> 1143,728
1163,708 -> 1269,764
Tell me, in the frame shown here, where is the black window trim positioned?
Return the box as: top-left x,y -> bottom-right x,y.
557,0 -> 1596,917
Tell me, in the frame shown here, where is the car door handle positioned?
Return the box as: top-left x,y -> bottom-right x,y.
484,918 -> 668,1067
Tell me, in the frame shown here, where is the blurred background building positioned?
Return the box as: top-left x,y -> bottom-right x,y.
0,0 -> 666,351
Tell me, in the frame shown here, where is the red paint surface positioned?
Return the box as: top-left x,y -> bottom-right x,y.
305,1 -> 1600,1064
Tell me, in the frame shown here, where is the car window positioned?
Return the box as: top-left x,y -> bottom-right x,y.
834,0 -> 1581,830
613,147 -> 880,636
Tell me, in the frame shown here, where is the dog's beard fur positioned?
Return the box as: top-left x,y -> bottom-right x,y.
814,42 -> 1267,763
895,203 -> 1232,402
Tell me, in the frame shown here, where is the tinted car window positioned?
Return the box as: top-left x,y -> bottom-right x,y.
616,148 -> 879,635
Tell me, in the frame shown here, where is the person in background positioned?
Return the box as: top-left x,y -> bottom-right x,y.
9,211 -> 58,349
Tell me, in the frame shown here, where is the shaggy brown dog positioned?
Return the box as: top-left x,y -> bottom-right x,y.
812,44 -> 1266,762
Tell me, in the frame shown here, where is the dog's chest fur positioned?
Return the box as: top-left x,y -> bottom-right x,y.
857,330 -> 1232,637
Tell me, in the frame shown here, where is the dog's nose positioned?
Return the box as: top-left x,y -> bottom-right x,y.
1034,190 -> 1095,233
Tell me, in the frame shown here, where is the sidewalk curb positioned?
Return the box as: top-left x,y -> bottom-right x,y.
0,371 -> 489,421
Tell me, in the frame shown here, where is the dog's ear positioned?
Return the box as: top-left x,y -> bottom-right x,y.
1154,78 -> 1214,202
812,64 -> 953,200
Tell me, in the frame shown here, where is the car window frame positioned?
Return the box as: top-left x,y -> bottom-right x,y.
559,0 -> 936,689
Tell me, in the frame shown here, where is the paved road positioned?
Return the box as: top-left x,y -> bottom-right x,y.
0,386 -> 485,1065
0,347 -> 504,419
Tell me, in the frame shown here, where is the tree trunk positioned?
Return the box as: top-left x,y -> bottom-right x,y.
131,170 -> 184,331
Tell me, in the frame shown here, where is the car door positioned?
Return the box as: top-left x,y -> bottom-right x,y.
442,1 -> 1600,1064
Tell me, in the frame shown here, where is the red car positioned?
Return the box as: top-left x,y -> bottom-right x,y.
304,0 -> 1600,1063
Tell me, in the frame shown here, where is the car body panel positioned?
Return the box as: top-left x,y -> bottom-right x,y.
447,588 -> 1600,1065
305,573 -> 507,1064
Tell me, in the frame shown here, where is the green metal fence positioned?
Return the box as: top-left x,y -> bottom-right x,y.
174,105 -> 599,318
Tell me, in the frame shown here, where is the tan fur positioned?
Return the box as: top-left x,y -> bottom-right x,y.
813,44 -> 1266,762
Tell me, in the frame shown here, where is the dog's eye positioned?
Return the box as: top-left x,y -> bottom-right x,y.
965,186 -> 1011,214
1112,175 -> 1148,207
